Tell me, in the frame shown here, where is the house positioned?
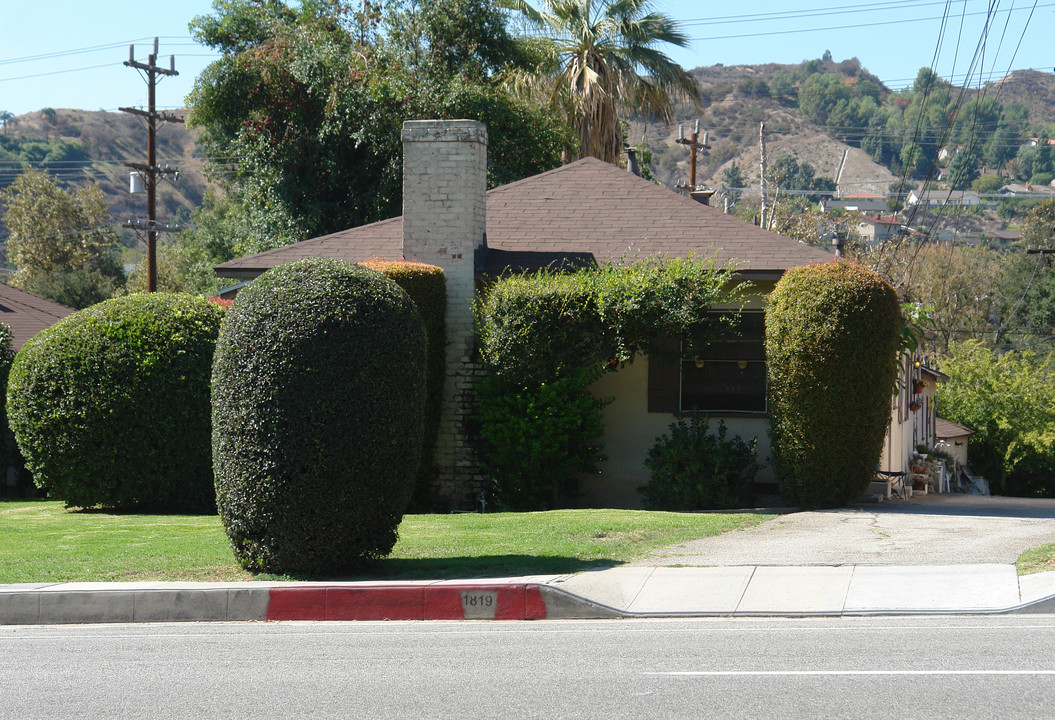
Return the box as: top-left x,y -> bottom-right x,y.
855,213 -> 906,244
906,189 -> 981,207
216,120 -> 835,508
0,284 -> 73,352
874,357 -> 950,498
935,417 -> 975,471
824,192 -> 887,213
999,183 -> 1055,197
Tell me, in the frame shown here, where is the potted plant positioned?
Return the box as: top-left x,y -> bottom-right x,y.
909,399 -> 922,412
913,379 -> 925,394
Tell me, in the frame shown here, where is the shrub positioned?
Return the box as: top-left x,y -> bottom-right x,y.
6,293 -> 224,511
640,415 -> 761,511
766,261 -> 901,508
212,257 -> 426,575
476,367 -> 611,511
0,322 -> 25,497
477,256 -> 741,386
360,261 -> 445,510
474,257 -> 741,509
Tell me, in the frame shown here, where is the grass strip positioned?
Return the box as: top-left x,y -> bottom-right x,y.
0,500 -> 772,583
1017,543 -> 1055,576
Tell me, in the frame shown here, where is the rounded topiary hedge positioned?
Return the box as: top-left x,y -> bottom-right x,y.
212,257 -> 427,576
766,261 -> 901,508
6,293 -> 224,511
359,261 -> 445,509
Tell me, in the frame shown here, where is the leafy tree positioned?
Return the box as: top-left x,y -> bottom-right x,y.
502,0 -> 701,164
938,341 -> 1055,497
187,0 -> 572,251
722,161 -> 745,202
0,111 -> 13,135
991,198 -> 1055,351
0,169 -> 123,307
971,174 -> 1005,194
769,71 -> 797,102
797,72 -> 850,125
768,153 -> 834,202
947,146 -> 981,190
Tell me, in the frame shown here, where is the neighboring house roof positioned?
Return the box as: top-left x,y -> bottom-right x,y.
907,189 -> 981,205
216,157 -> 832,279
999,183 -> 1055,196
935,417 -> 976,439
840,192 -> 886,200
0,283 -> 74,351
858,214 -> 903,227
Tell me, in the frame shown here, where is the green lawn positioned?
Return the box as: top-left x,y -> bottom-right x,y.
0,500 -> 772,583
1017,543 -> 1055,576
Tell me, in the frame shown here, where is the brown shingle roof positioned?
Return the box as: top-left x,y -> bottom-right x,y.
216,157 -> 832,278
0,284 -> 74,351
936,417 -> 975,439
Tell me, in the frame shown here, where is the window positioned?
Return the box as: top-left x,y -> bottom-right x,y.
647,311 -> 767,415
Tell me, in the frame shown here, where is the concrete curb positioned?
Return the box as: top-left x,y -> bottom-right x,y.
2,581 -> 1054,625
0,583 -> 624,625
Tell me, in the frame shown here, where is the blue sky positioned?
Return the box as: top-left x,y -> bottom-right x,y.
1,0 -> 1052,117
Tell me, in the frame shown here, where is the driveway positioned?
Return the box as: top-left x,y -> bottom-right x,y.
635,494 -> 1055,566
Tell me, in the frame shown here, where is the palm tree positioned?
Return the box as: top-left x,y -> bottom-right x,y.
502,0 -> 701,164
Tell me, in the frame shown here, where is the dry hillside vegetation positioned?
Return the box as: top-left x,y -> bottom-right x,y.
2,109 -> 206,237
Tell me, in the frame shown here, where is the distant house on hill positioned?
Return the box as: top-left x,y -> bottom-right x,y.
824,192 -> 887,213
854,213 -> 907,244
906,189 -> 981,207
999,183 -> 1055,197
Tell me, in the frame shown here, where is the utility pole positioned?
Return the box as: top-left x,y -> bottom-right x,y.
759,122 -> 769,230
120,38 -> 182,292
675,119 -> 710,189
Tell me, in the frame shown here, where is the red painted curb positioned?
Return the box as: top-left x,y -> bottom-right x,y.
266,584 -> 549,621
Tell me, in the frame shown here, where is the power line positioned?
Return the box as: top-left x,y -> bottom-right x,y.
687,3 -> 1053,43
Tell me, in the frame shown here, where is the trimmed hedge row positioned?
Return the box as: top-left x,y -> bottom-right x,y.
360,261 -> 445,508
475,256 -> 742,509
766,261 -> 901,508
6,293 -> 224,511
212,258 -> 427,575
477,256 -> 742,386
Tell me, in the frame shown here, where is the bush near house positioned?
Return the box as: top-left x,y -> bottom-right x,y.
641,415 -> 762,511
766,261 -> 901,508
6,294 -> 224,511
476,368 -> 611,510
475,256 -> 742,509
937,341 -> 1055,497
360,261 -> 446,510
212,258 -> 427,576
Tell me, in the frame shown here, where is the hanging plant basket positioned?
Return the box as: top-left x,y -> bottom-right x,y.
909,399 -> 922,412
912,379 -> 925,394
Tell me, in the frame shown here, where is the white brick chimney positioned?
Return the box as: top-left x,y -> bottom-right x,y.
401,119 -> 488,506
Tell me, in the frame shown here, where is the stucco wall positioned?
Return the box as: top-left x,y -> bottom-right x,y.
580,353 -> 775,508
577,288 -> 775,508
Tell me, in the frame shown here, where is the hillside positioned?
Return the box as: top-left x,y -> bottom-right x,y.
0,109 -> 207,245
2,60 -> 1054,253
983,69 -> 1055,127
636,60 -> 1055,200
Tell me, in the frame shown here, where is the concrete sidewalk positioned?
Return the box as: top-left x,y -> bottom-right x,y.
3,564 -> 1055,625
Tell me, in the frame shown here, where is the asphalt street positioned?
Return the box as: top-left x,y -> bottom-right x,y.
634,495 -> 1055,566
4,617 -> 1055,719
